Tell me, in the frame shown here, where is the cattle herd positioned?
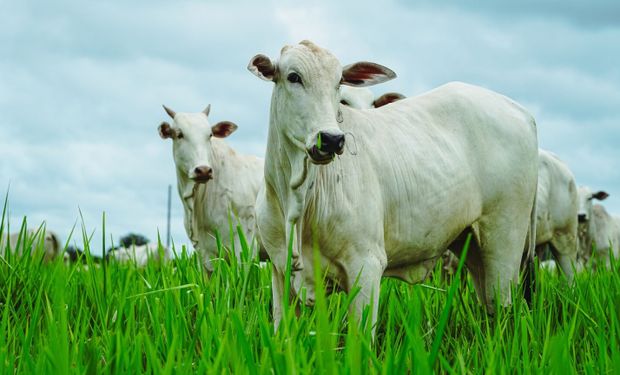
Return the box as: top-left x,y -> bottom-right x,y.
2,41 -> 619,331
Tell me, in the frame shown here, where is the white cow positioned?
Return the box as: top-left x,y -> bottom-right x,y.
109,243 -> 168,267
1,228 -> 61,262
534,150 -> 580,280
158,105 -> 264,270
576,186 -> 609,264
584,204 -> 620,269
248,40 -> 538,331
339,86 -> 405,109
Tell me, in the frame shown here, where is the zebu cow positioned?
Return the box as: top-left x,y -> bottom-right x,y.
339,86 -> 405,109
576,186 -> 609,264
1,228 -> 61,262
583,203 -> 620,269
109,244 -> 168,266
534,150 -> 580,280
158,105 -> 264,270
248,40 -> 538,331
107,234 -> 168,267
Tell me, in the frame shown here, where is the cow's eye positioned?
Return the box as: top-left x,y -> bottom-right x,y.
177,131 -> 184,139
287,72 -> 303,85
340,99 -> 349,106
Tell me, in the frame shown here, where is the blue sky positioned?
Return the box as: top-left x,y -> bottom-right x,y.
1,0 -> 619,253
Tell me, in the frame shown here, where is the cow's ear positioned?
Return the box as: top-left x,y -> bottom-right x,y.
373,92 -> 405,108
248,54 -> 276,81
158,121 -> 178,139
341,62 -> 396,87
212,121 -> 238,138
592,191 -> 609,200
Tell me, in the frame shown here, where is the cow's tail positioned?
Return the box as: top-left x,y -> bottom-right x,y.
521,183 -> 537,306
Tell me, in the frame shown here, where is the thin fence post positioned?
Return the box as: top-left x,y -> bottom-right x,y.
166,184 -> 171,250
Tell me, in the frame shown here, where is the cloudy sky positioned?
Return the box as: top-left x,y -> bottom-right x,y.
1,0 -> 619,254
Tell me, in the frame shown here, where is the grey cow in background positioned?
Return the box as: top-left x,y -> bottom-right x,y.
534,150 -> 580,280
1,227 -> 61,262
576,186 -> 610,265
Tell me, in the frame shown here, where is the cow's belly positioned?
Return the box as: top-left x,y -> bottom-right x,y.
535,213 -> 554,245
382,178 -> 482,270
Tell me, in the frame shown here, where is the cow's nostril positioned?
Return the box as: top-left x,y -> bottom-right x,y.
578,214 -> 587,223
193,166 -> 213,181
318,132 -> 346,154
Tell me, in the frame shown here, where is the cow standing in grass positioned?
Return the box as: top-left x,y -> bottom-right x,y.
248,40 -> 538,331
534,150 -> 580,280
108,234 -> 169,267
576,186 -> 610,265
578,196 -> 620,269
1,228 -> 60,262
590,204 -> 620,268
158,105 -> 264,271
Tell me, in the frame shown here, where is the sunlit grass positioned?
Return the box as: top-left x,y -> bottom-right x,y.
1,201 -> 619,373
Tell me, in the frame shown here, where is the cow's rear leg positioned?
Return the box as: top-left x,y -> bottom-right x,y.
478,216 -> 529,314
450,228 -> 486,305
550,233 -> 578,282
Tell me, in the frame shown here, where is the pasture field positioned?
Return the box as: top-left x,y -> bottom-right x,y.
1,215 -> 619,373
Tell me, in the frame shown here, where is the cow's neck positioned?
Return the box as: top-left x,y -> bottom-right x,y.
265,107 -> 319,271
266,108 -> 314,207
175,141 -> 229,248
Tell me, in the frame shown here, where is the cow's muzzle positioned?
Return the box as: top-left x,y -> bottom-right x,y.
307,131 -> 345,165
190,166 -> 213,183
578,213 -> 587,223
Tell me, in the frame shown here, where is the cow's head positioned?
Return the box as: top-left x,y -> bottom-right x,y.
248,40 -> 396,165
577,186 -> 609,223
158,105 -> 237,183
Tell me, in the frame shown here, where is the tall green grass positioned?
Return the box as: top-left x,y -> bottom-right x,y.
1,207 -> 619,373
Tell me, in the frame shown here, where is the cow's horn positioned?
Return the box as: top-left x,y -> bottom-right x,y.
162,105 -> 176,119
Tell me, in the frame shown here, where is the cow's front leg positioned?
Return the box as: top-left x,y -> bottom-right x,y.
271,265 -> 286,331
346,253 -> 386,338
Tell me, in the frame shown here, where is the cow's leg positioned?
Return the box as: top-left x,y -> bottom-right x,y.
345,253 -> 386,336
255,186 -> 287,332
477,214 -> 530,314
232,234 -> 243,263
450,228 -> 486,304
271,266 -> 286,331
550,233 -> 578,282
